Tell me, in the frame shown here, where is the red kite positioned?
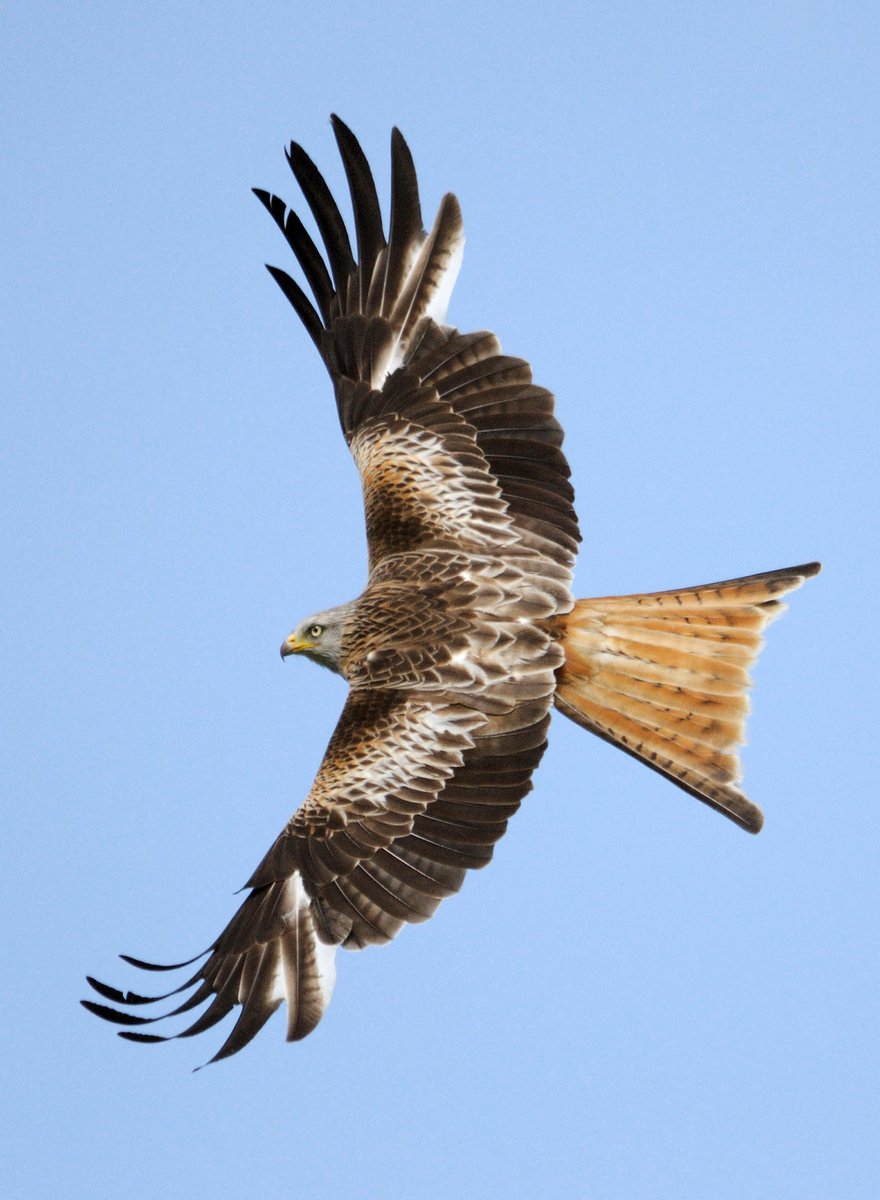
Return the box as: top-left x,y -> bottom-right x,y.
84,118 -> 819,1064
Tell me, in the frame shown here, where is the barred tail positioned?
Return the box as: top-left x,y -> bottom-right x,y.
553,562 -> 821,832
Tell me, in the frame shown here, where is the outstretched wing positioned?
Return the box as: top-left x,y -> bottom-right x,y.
254,115 -> 580,569
83,689 -> 481,1063
84,632 -> 560,1063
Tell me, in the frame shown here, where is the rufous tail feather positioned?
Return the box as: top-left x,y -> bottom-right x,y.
553,562 -> 821,832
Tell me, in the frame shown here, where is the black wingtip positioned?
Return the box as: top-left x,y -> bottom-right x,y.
285,140 -> 306,171
86,975 -> 133,1005
329,113 -> 362,156
86,975 -> 182,1007
119,951 -> 206,971
81,999 -> 156,1027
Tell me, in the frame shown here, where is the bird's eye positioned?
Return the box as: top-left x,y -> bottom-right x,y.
309,624 -> 324,639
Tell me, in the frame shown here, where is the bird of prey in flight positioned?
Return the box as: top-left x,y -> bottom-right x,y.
83,117 -> 820,1064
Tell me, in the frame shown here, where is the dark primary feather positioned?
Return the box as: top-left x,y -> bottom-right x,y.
252,190 -> 334,323
263,263 -> 324,353
331,115 -> 385,311
284,138 -> 355,301
379,127 -> 424,316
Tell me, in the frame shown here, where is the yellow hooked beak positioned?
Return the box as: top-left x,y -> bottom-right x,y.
280,634 -> 316,659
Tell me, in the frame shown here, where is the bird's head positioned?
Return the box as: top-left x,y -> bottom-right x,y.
280,607 -> 347,674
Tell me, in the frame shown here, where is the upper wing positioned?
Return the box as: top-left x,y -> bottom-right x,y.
254,115 -> 581,569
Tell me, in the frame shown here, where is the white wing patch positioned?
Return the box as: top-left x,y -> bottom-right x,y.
422,231 -> 464,327
382,195 -> 465,381
273,872 -> 338,1010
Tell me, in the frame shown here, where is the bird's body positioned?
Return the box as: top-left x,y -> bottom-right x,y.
84,118 -> 819,1064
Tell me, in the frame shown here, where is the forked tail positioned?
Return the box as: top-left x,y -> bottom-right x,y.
553,562 -> 821,832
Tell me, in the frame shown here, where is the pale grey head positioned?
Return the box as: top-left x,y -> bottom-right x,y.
280,602 -> 355,674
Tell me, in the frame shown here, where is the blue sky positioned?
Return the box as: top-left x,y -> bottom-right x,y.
3,3 -> 878,1197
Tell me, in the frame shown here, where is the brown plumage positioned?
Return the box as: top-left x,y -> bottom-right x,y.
83,117 -> 819,1064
